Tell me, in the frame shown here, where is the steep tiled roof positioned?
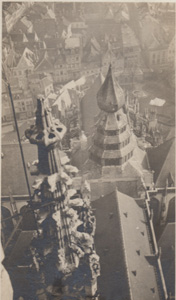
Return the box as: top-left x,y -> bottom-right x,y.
92,190 -> 165,300
147,138 -> 175,187
33,19 -> 56,39
34,52 -> 53,72
10,33 -> 27,43
44,37 -> 64,49
26,32 -> 39,42
97,64 -> 125,113
83,37 -> 101,63
121,23 -> 140,48
32,3 -> 48,15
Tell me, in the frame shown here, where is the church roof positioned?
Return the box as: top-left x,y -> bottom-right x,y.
97,64 -> 125,113
92,190 -> 166,300
147,137 -> 175,187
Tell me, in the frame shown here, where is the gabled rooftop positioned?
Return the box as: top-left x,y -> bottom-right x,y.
34,51 -> 53,72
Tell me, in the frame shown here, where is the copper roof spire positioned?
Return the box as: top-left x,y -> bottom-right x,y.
97,64 -> 125,113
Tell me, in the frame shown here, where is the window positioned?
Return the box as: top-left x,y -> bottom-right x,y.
104,158 -> 120,166
105,143 -> 120,150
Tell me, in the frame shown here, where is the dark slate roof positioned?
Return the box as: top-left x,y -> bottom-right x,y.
97,64 -> 125,113
82,37 -> 101,63
32,3 -> 48,15
34,52 -> 54,71
92,190 -> 164,300
44,38 -> 64,49
33,19 -> 57,39
92,191 -> 131,300
10,33 -> 25,43
147,138 -> 175,187
14,17 -> 33,33
25,33 -> 38,42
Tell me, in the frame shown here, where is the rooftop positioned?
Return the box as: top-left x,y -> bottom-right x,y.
97,64 -> 125,113
92,190 -> 166,300
147,137 -> 175,187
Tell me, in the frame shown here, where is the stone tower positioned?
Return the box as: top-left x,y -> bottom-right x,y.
90,64 -> 135,175
25,96 -> 100,300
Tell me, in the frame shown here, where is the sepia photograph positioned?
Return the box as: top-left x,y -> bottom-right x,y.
1,1 -> 175,300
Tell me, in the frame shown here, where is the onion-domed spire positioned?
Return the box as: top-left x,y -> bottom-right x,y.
97,64 -> 125,113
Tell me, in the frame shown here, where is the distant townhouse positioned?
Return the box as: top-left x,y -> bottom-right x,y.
53,55 -> 71,83
28,73 -> 54,97
10,47 -> 35,89
11,88 -> 34,120
81,62 -> 101,77
148,44 -> 169,70
2,80 -> 12,122
65,46 -> 82,80
121,23 -> 141,69
2,86 -> 34,122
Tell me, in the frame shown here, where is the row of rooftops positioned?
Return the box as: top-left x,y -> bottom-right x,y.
3,1 -> 174,79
